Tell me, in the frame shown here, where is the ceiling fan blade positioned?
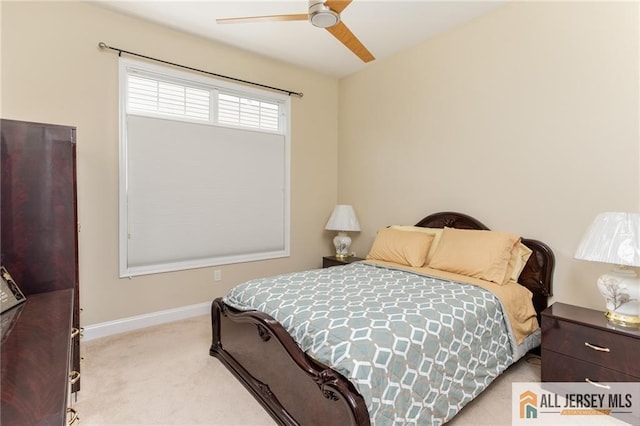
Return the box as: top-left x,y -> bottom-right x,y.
326,21 -> 374,63
216,14 -> 309,24
324,0 -> 352,14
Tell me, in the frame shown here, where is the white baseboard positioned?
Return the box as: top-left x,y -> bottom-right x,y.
82,302 -> 210,341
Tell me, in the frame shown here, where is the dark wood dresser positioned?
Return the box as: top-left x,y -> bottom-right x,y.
541,302 -> 640,383
1,119 -> 80,424
1,290 -> 76,425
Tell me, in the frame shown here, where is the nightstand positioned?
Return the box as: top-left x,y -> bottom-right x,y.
322,255 -> 365,268
541,302 -> 640,383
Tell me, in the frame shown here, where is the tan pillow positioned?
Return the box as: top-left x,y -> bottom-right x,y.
389,226 -> 444,264
367,227 -> 435,267
506,242 -> 533,283
428,227 -> 520,284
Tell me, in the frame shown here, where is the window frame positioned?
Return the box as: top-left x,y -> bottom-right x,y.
118,57 -> 291,277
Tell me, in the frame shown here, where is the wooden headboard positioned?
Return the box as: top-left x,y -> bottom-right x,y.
414,212 -> 555,320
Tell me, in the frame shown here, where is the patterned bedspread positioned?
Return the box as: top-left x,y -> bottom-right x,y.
223,262 -> 518,425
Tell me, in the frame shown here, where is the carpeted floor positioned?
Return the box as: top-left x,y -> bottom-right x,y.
74,314 -> 542,425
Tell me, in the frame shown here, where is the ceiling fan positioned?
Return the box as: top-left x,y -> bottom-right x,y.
216,0 -> 375,63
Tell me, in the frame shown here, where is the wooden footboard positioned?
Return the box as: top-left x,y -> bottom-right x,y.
210,298 -> 370,426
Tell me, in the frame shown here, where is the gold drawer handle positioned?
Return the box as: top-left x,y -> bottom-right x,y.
584,342 -> 610,352
69,370 -> 81,385
67,407 -> 79,425
585,378 -> 611,389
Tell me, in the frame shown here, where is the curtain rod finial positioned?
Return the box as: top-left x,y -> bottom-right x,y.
98,42 -> 108,49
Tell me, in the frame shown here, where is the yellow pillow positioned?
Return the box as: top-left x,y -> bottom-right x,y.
367,227 -> 435,267
389,226 -> 443,264
427,227 -> 520,285
506,242 -> 533,283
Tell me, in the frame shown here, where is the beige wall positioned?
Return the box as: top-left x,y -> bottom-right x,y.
1,1 -> 339,325
339,1 -> 639,311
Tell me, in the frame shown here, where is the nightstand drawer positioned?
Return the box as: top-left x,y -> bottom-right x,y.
541,349 -> 638,383
542,317 -> 639,378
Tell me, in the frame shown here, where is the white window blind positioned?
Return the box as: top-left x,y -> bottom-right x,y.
218,93 -> 279,130
127,75 -> 210,120
119,58 -> 290,277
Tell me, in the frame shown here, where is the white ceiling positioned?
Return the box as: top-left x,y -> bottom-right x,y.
95,1 -> 506,78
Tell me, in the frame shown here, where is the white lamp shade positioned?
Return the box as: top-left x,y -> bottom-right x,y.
574,212 -> 640,267
325,205 -> 360,232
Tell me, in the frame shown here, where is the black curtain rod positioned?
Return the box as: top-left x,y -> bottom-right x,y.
98,42 -> 304,98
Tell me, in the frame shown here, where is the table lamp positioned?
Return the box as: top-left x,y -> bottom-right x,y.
325,205 -> 360,259
574,212 -> 640,328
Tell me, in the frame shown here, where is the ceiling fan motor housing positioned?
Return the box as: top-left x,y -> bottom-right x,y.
309,1 -> 340,28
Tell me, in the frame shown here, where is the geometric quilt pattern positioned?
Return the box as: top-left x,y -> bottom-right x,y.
224,262 -> 515,425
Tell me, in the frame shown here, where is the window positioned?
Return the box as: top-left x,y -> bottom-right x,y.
119,58 -> 290,277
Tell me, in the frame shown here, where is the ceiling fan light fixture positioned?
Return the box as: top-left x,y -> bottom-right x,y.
309,2 -> 339,28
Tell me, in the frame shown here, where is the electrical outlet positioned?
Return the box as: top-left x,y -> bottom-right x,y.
214,270 -> 222,281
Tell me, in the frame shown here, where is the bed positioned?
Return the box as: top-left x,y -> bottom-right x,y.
210,211 -> 554,425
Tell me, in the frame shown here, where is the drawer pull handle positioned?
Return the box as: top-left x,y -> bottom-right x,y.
69,370 -> 81,385
67,407 -> 79,425
585,378 -> 611,390
584,342 -> 610,352
71,328 -> 80,339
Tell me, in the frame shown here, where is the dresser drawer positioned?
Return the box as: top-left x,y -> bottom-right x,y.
542,316 -> 639,378
541,349 -> 637,383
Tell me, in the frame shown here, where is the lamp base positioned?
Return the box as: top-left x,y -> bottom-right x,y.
333,232 -> 351,259
604,311 -> 640,328
597,266 -> 640,329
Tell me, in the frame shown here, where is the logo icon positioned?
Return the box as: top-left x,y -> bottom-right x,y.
520,390 -> 538,419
